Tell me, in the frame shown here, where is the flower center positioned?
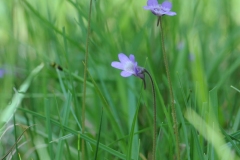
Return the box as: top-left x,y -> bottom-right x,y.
123,61 -> 135,73
153,6 -> 161,12
161,6 -> 169,12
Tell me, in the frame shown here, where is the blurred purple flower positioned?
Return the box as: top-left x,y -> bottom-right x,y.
111,53 -> 145,79
0,69 -> 5,78
144,0 -> 176,16
188,53 -> 195,61
177,41 -> 184,50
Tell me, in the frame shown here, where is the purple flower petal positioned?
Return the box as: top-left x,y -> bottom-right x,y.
118,53 -> 129,63
111,62 -> 123,70
147,0 -> 158,6
121,71 -> 133,77
166,11 -> 176,16
143,6 -> 154,10
0,69 -> 5,78
162,1 -> 172,10
129,54 -> 135,62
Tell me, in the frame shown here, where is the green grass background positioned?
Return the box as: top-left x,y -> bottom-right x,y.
0,0 -> 240,159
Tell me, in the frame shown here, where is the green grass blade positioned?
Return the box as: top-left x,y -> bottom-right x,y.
21,0 -> 83,50
127,78 -> 139,159
216,58 -> 240,88
86,69 -> 124,137
126,90 -> 143,160
17,107 -> 127,159
94,107 -> 103,160
185,108 -> 236,160
232,108 -> 240,132
0,63 -> 44,129
45,99 -> 53,159
221,128 -> 240,157
146,60 -> 173,137
191,126 -> 205,160
231,86 -> 240,93
56,91 -> 72,160
209,87 -> 218,119
13,114 -> 19,160
0,125 -> 35,159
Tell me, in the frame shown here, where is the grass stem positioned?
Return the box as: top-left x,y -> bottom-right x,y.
144,70 -> 156,160
159,16 -> 180,160
82,0 -> 93,159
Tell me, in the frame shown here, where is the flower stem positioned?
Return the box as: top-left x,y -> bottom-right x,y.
144,69 -> 156,160
159,16 -> 180,160
82,0 -> 93,159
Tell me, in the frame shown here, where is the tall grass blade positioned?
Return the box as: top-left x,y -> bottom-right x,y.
45,99 -> 53,159
126,91 -> 143,160
86,69 -> 124,137
55,91 -> 72,160
185,108 -> 236,160
0,63 -> 44,129
0,125 -> 35,160
221,128 -> 240,157
94,107 -> 103,160
21,0 -> 82,50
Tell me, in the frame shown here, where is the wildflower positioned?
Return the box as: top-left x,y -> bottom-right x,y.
144,0 -> 176,16
111,53 -> 145,79
111,53 -> 157,159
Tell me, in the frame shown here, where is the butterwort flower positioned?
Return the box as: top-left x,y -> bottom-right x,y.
111,53 -> 145,79
112,53 -> 157,157
144,0 -> 176,16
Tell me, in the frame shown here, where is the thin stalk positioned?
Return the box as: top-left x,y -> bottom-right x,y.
144,70 -> 156,160
82,0 -> 93,159
159,16 -> 180,160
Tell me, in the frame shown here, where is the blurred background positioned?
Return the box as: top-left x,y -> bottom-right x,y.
0,0 -> 240,159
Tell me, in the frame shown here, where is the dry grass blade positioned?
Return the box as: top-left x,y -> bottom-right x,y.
1,125 -> 36,160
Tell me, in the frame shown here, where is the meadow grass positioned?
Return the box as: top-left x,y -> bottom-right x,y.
0,0 -> 240,159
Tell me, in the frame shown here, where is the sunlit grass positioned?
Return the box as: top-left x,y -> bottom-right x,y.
0,0 -> 240,159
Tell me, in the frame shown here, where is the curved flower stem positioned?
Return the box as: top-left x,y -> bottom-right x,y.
82,0 -> 93,159
144,69 -> 156,160
159,16 -> 180,160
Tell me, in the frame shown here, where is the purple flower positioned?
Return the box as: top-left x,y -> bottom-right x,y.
111,53 -> 145,79
144,0 -> 176,16
0,69 -> 5,78
188,53 -> 195,61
